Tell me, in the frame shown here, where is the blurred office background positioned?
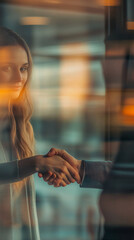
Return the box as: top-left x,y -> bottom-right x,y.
1,0 -> 131,239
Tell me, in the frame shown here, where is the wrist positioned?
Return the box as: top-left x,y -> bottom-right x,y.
18,155 -> 41,179
35,155 -> 49,173
78,160 -> 85,184
34,155 -> 43,173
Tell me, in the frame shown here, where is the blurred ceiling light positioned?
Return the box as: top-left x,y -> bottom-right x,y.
20,17 -> 49,25
127,21 -> 134,30
45,0 -> 60,3
99,0 -> 120,6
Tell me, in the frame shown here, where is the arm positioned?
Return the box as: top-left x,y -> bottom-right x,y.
81,160 -> 113,189
0,157 -> 36,184
0,155 -> 80,184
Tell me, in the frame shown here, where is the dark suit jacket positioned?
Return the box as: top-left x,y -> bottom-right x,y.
81,160 -> 112,189
81,141 -> 134,192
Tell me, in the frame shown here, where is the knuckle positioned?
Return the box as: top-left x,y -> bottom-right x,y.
61,165 -> 66,172
49,148 -> 56,154
61,150 -> 66,158
59,172 -> 64,178
50,147 -> 55,151
71,179 -> 75,183
56,173 -> 60,178
65,180 -> 70,184
72,173 -> 76,179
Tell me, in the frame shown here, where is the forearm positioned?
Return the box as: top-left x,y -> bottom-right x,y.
18,155 -> 37,181
0,156 -> 38,184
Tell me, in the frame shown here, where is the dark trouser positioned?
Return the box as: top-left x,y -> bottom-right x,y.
102,226 -> 134,240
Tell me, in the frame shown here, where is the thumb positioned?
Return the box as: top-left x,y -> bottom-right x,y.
45,148 -> 57,157
53,149 -> 78,170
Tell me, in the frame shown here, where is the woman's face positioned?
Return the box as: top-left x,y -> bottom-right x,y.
0,45 -> 29,101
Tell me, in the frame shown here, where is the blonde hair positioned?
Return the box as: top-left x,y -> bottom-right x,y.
0,27 -> 35,194
10,88 -> 35,195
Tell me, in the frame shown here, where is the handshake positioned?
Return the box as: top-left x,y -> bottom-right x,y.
37,148 -> 84,187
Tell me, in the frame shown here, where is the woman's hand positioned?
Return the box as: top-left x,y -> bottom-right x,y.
36,154 -> 81,186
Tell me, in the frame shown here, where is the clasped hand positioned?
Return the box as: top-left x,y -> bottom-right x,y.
38,148 -> 82,187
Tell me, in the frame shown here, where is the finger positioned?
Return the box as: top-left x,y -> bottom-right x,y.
47,178 -> 57,185
47,178 -> 60,186
57,162 -> 80,183
44,174 -> 57,183
38,171 -> 53,179
65,162 -> 81,184
59,170 -> 75,184
60,181 -> 67,187
52,173 -> 57,179
59,173 -> 71,185
47,179 -> 58,186
38,173 -> 43,178
46,148 -> 57,157
57,181 -> 67,187
47,173 -> 70,185
54,179 -> 67,187
46,177 -> 67,187
47,182 -> 53,185
48,177 -> 64,187
43,171 -> 53,181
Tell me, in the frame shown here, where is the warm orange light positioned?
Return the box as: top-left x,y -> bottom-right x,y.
127,21 -> 134,30
0,88 -> 18,95
20,17 -> 49,25
0,47 -> 12,63
122,105 -> 134,117
99,0 -> 120,6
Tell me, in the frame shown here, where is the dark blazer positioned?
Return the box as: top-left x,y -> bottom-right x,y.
81,141 -> 134,192
81,160 -> 112,189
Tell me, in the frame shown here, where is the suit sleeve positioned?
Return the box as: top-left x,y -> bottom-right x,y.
80,160 -> 113,188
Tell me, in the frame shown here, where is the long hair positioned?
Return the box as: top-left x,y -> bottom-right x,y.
0,27 -> 34,193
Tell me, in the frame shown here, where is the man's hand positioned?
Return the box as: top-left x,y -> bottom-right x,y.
38,148 -> 83,187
